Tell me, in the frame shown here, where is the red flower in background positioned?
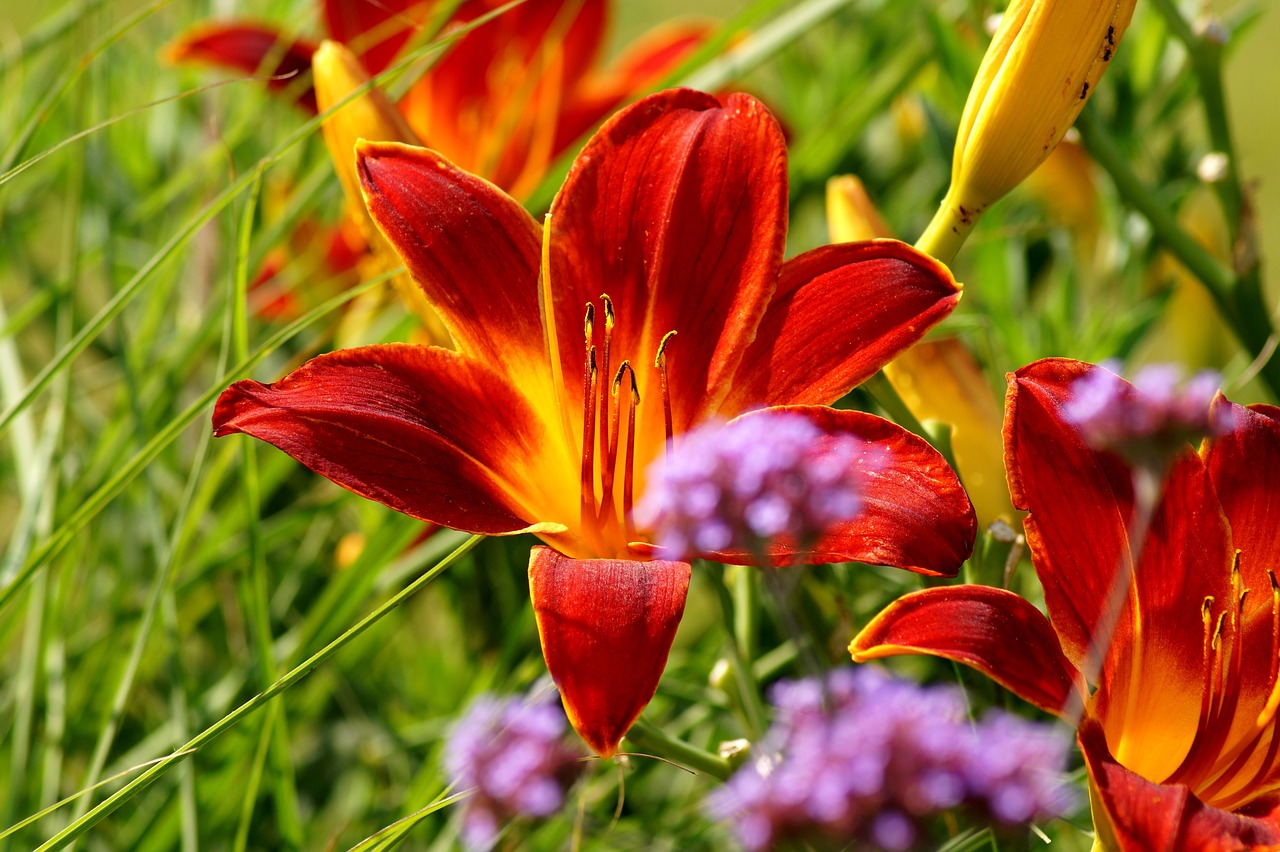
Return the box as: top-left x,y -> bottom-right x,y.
213,89 -> 976,756
170,0 -> 708,198
853,357 -> 1280,850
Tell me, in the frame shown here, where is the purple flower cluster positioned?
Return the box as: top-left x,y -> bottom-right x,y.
444,691 -> 584,850
1064,361 -> 1234,464
634,412 -> 877,561
706,668 -> 1077,851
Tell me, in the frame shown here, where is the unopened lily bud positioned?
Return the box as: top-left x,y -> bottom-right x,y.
313,40 -> 420,227
919,0 -> 1135,263
312,40 -> 448,343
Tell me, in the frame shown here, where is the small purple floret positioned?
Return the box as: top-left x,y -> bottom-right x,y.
1064,361 -> 1234,465
444,691 -> 584,850
634,412 -> 880,561
705,668 -> 1077,851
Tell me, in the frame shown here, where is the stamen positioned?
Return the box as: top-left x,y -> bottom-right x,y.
598,360 -> 631,525
1168,596 -> 1221,786
1258,570 -> 1280,728
656,330 -> 677,444
581,342 -> 599,534
598,295 -> 615,497
621,366 -> 640,541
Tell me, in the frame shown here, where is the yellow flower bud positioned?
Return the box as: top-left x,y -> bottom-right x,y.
312,40 -> 450,345
919,0 -> 1135,263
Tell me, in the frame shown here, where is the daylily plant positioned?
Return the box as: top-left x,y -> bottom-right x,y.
214,89 -> 977,756
170,0 -> 707,199
852,358 -> 1280,850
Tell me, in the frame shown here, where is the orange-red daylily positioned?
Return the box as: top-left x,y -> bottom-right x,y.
213,89 -> 977,756
852,357 -> 1280,850
169,0 -> 708,198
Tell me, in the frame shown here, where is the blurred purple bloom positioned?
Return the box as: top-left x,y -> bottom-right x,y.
444,691 -> 584,850
706,668 -> 1077,851
633,412 -> 879,561
1064,360 -> 1234,465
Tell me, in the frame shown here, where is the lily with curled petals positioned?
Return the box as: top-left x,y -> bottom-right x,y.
214,89 -> 976,756
169,0 -> 708,199
852,357 -> 1280,850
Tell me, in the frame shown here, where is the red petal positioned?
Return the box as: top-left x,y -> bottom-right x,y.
549,89 -> 787,466
850,585 -> 1082,716
528,547 -> 690,756
1005,358 -> 1138,668
714,406 -> 975,576
322,0 -> 422,74
719,240 -> 961,411
1081,718 -> 1280,851
167,23 -> 319,111
1092,450 -> 1232,783
356,142 -> 549,387
213,344 -> 574,538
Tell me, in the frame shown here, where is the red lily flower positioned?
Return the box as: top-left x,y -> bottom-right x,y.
169,0 -> 708,197
852,357 -> 1280,850
213,89 -> 976,756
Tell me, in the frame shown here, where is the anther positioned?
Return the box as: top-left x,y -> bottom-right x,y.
656,330 -> 677,445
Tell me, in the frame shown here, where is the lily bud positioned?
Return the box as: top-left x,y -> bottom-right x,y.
313,40 -> 420,222
919,0 -> 1135,263
312,41 -> 449,344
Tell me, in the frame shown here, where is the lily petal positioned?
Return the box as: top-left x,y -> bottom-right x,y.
356,141 -> 549,387
715,406 -> 975,576
212,344 -> 572,537
718,240 -> 961,411
167,23 -> 318,111
850,585 -> 1082,716
1005,358 -> 1137,669
1092,450 -> 1233,784
548,89 -> 787,462
528,547 -> 690,756
1081,718 -> 1280,852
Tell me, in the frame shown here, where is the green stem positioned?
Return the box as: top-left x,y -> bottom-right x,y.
1076,107 -> 1280,397
915,187 -> 978,266
31,535 -> 484,851
712,569 -> 768,737
623,719 -> 732,781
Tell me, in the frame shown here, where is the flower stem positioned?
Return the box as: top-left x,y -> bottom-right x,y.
1075,107 -> 1280,398
915,188 -> 977,266
623,719 -> 732,781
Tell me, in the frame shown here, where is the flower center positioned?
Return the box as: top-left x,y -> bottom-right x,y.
539,214 -> 675,558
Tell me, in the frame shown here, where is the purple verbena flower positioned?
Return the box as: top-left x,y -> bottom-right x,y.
706,668 -> 1078,851
633,412 -> 881,561
444,691 -> 584,850
1064,360 -> 1234,466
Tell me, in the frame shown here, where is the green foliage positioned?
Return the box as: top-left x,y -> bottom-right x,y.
0,0 -> 1274,849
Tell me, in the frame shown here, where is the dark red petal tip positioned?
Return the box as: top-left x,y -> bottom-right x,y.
528,547 -> 690,757
850,585 -> 1082,716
